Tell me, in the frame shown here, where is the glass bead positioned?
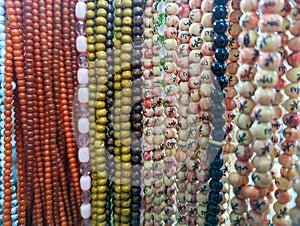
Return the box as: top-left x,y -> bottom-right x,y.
81,190 -> 91,203
213,5 -> 228,20
79,104 -> 89,118
212,61 -> 227,76
76,21 -> 87,36
211,116 -> 226,129
211,129 -> 226,141
207,203 -> 221,215
209,168 -> 224,180
209,180 -> 223,193
214,76 -> 229,90
77,133 -> 89,147
78,54 -> 88,68
80,163 -> 91,175
208,192 -> 223,204
211,156 -> 224,169
213,19 -> 229,34
214,0 -> 229,5
214,34 -> 229,48
206,213 -> 219,225
215,48 -> 229,62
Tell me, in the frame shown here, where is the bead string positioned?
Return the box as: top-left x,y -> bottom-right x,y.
228,0 -> 258,223
206,0 -> 231,224
176,0 -> 191,224
75,0 -> 91,224
142,0 -> 156,224
130,0 -> 144,224
283,0 -> 300,224
0,0 -> 6,222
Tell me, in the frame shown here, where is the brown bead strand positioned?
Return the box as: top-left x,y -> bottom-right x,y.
5,0 -> 27,224
61,0 -> 82,220
2,2 -> 16,225
38,0 -> 55,224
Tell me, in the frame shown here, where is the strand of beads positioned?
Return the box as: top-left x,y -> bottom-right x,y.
206,0 -> 230,225
85,0 -> 105,225
151,0 -> 165,224
182,0 -> 201,225
247,0 -> 284,224
0,0 -> 5,221
228,0 -> 259,223
196,0 -> 214,224
75,0 -> 92,224
113,0 -> 133,224
162,2 -> 180,225
105,0 -> 115,224
175,0 -> 191,224
130,0 -> 145,225
272,1 -> 295,225
3,1 -> 20,225
142,0 -> 156,224
284,0 -> 300,226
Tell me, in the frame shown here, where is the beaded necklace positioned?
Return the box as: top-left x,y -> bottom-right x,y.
176,0 -> 190,224
283,1 -> 300,225
206,0 -> 230,224
130,0 -> 144,224
75,0 -> 92,224
143,0 -> 156,224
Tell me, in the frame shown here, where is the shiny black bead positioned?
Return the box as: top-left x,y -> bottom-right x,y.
210,156 -> 224,169
215,48 -> 229,62
133,26 -> 144,35
214,34 -> 229,48
106,97 -> 114,106
107,122 -> 114,130
133,6 -> 143,15
210,103 -> 225,116
207,203 -> 221,215
209,180 -> 223,193
131,154 -> 142,163
131,147 -> 142,155
214,76 -> 229,90
213,19 -> 229,34
130,218 -> 140,225
106,30 -> 114,40
107,13 -> 114,22
106,40 -> 113,48
106,22 -> 114,31
132,104 -> 143,112
211,116 -> 226,129
211,61 -> 227,76
107,5 -> 114,13
131,186 -> 141,195
211,129 -> 226,141
209,168 -> 224,180
214,0 -> 229,4
206,214 -> 219,225
213,5 -> 228,19
210,90 -> 225,103
132,196 -> 142,204
208,192 -> 223,204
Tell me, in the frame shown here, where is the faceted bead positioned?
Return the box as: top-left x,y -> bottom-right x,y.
211,90 -> 226,102
215,48 -> 229,62
210,157 -> 224,169
158,13 -> 167,25
77,133 -> 89,146
207,203 -> 221,215
211,129 -> 226,141
79,104 -> 89,118
210,103 -> 226,116
212,61 -> 227,76
81,190 -> 91,203
209,180 -> 223,193
80,163 -> 91,175
206,213 -> 219,225
208,192 -> 223,204
76,21 -> 87,36
81,218 -> 92,226
213,19 -> 229,34
78,54 -> 88,68
211,116 -> 226,129
213,5 -> 228,19
209,168 -> 224,180
214,76 -> 229,90
214,34 -> 229,48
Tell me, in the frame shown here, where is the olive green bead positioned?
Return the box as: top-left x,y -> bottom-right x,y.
121,146 -> 130,154
114,57 -> 121,65
114,82 -> 122,90
87,36 -> 95,44
121,35 -> 132,43
122,17 -> 132,26
121,62 -> 131,71
115,8 -> 123,17
95,16 -> 107,25
96,109 -> 107,117
121,26 -> 132,35
97,93 -> 106,100
86,19 -> 95,27
120,53 -> 131,62
115,32 -> 122,40
97,0 -> 108,8
121,43 -> 133,52
114,49 -> 121,56
95,34 -> 106,43
114,147 -> 122,155
97,8 -> 107,17
114,18 -> 122,27
97,178 -> 107,186
120,130 -> 131,138
97,85 -> 107,92
95,51 -> 106,60
114,139 -> 122,147
121,71 -> 132,79
114,0 -> 122,8
121,79 -> 131,88
94,140 -> 105,148
87,2 -> 96,9
86,10 -> 95,19
120,114 -> 130,122
95,100 -> 105,109
121,153 -> 132,163
96,68 -> 107,77
114,207 -> 122,214
115,99 -> 121,107
95,43 -> 105,51
86,27 -> 95,36
95,26 -> 107,35
122,9 -> 132,17
114,74 -> 122,82
96,117 -> 107,125
88,61 -> 96,68
121,97 -> 131,105
87,44 -> 95,53
123,0 -> 132,7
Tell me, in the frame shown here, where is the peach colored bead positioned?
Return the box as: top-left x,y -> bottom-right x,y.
259,13 -> 283,32
240,0 -> 258,12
